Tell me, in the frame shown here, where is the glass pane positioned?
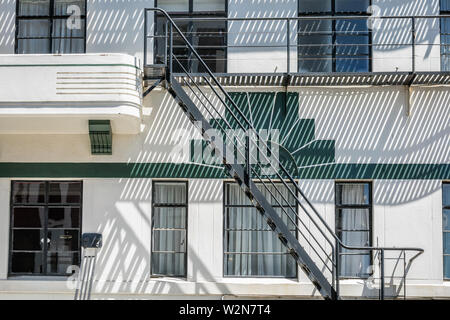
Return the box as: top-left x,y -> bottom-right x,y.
336,56 -> 369,72
48,182 -> 82,204
299,55 -> 332,73
52,38 -> 85,53
12,182 -> 46,204
13,229 -> 43,251
157,0 -> 189,12
337,183 -> 370,205
18,19 -> 50,37
18,0 -> 50,16
54,0 -> 86,15
226,231 -> 288,253
18,39 -> 50,54
153,230 -> 186,252
151,253 -> 186,276
47,252 -> 79,274
443,184 -> 450,207
335,0 -> 370,13
153,207 -> 186,229
193,0 -> 226,12
444,209 -> 450,231
339,231 -> 370,253
299,0 -> 331,13
13,207 -> 45,228
11,252 -> 44,274
444,233 -> 450,255
225,254 -> 296,277
443,0 -> 450,11
445,255 -> 450,279
337,208 -> 370,231
48,207 -> 80,228
153,183 -> 186,204
52,18 -> 85,37
298,35 -> 333,56
47,229 -> 79,252
339,254 -> 371,278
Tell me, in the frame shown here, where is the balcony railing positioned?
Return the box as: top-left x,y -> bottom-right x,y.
144,13 -> 450,85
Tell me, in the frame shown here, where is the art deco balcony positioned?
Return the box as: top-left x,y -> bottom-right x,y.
0,53 -> 142,134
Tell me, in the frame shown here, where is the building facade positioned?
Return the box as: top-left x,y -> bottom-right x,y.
0,0 -> 449,299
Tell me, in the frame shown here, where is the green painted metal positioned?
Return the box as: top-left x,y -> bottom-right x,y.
89,120 -> 112,155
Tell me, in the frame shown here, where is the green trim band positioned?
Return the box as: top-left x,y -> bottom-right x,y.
0,163 -> 448,180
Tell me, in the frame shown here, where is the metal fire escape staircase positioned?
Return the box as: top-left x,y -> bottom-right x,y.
143,8 -> 424,300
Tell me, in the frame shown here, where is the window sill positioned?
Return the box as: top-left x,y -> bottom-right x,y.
7,275 -> 70,281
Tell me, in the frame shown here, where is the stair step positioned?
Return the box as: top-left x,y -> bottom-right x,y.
144,64 -> 166,80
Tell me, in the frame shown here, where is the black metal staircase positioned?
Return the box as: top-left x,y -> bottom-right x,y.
143,8 -> 424,300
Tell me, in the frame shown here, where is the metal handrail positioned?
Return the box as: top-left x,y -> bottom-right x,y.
144,8 -> 425,298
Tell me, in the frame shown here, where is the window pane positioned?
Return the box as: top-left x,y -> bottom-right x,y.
339,254 -> 371,278
11,252 -> 44,274
153,207 -> 186,229
337,208 -> 370,231
442,0 -> 450,11
52,18 -> 85,37
18,19 -> 50,37
13,182 -> 46,204
443,184 -> 450,207
47,252 -> 79,274
17,39 -> 50,54
48,182 -> 82,204
153,183 -> 186,204
340,231 -> 370,250
13,229 -> 43,251
153,230 -> 186,252
444,233 -> 450,255
52,38 -> 85,53
47,230 -> 80,252
225,254 -> 297,277
299,0 -> 331,13
158,0 -> 189,12
445,255 -> 450,279
48,207 -> 80,228
13,207 -> 45,228
152,253 -> 186,276
193,0 -> 226,12
335,0 -> 370,13
226,231 -> 288,253
18,0 -> 50,16
337,183 -> 370,205
444,209 -> 450,231
336,56 -> 369,72
54,0 -> 86,15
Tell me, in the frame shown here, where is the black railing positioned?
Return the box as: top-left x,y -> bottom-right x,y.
144,8 -> 425,299
145,13 -> 450,74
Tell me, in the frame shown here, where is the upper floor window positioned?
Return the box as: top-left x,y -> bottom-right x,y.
335,182 -> 372,278
9,181 -> 82,276
441,0 -> 450,71
298,0 -> 371,73
443,183 -> 450,280
15,0 -> 86,54
154,0 -> 227,73
224,182 -> 297,278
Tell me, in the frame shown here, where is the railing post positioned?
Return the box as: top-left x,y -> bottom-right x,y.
403,250 -> 407,300
168,22 -> 173,81
165,20 -> 169,66
411,17 -> 416,73
144,9 -> 147,66
334,244 -> 340,299
287,18 -> 290,73
245,133 -> 251,187
380,249 -> 385,300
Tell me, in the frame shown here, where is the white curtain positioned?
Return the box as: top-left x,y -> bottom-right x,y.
152,183 -> 187,276
339,184 -> 371,277
225,184 -> 296,277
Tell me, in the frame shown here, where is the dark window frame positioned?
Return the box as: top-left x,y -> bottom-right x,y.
441,0 -> 450,71
151,180 -> 189,278
335,181 -> 373,279
15,0 -> 87,54
154,0 -> 228,73
223,181 -> 299,279
298,0 -> 372,73
443,181 -> 450,280
9,180 -> 83,277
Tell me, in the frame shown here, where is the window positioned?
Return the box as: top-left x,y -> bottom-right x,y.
224,182 -> 297,277
151,181 -> 188,277
15,0 -> 86,54
335,182 -> 372,278
154,0 -> 227,73
298,0 -> 371,72
9,181 -> 82,276
441,0 -> 450,71
443,183 -> 450,279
